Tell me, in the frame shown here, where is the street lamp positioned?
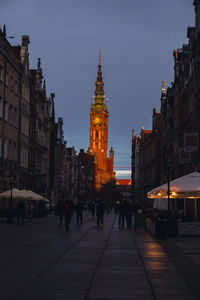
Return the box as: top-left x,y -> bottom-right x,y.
166,144 -> 173,214
7,170 -> 15,224
167,165 -> 171,213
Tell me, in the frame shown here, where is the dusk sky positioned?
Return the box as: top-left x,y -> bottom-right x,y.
1,0 -> 194,178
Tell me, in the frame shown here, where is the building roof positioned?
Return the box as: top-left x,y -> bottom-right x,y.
116,179 -> 131,186
143,130 -> 152,134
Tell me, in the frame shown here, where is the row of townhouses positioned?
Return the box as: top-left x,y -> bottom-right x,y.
132,0 -> 200,205
0,26 -> 95,208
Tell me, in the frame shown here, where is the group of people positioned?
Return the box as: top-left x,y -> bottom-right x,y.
15,200 -> 34,225
57,198 -> 142,231
15,198 -> 142,230
117,200 -> 140,229
57,199 -> 107,230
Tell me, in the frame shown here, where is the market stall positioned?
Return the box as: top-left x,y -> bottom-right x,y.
147,172 -> 200,236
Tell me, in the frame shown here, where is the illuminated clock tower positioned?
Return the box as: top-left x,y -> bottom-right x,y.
89,53 -> 115,190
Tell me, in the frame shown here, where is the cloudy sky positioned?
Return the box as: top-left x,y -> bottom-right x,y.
0,0 -> 194,178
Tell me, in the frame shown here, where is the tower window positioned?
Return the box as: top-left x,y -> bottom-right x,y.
96,130 -> 98,139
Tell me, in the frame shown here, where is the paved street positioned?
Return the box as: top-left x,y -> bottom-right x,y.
0,212 -> 198,300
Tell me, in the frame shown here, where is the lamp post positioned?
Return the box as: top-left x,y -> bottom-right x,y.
7,170 -> 15,224
166,143 -> 173,215
167,165 -> 170,213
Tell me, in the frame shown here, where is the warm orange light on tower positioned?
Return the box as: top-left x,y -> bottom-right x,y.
89,54 -> 115,190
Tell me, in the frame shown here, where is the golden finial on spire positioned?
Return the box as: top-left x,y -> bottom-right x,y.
174,49 -> 178,60
99,51 -> 101,67
162,80 -> 166,95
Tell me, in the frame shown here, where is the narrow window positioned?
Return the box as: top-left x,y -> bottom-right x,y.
10,77 -> 14,90
9,105 -> 12,124
5,102 -> 8,121
0,97 -> 3,117
0,136 -> 2,157
8,140 -> 12,160
4,139 -> 7,159
13,143 -> 17,161
14,108 -> 17,127
6,72 -> 9,86
0,65 -> 3,81
15,81 -> 18,94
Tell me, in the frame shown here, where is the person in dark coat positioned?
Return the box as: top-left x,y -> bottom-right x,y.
118,200 -> 128,228
58,200 -> 65,225
69,199 -> 75,219
75,201 -> 84,225
126,202 -> 132,229
96,200 -> 105,226
16,200 -> 25,225
118,200 -> 123,227
88,201 -> 95,217
64,200 -> 71,230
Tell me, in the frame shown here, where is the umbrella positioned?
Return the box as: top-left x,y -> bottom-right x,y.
21,190 -> 44,201
0,188 -> 27,199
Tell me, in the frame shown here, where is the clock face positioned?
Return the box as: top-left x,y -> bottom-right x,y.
93,116 -> 101,126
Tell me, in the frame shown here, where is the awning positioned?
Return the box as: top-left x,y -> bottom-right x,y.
0,188 -> 27,199
147,172 -> 200,199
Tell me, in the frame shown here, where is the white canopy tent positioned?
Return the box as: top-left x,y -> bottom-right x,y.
0,189 -> 44,201
21,190 -> 44,201
147,172 -> 200,199
0,188 -> 28,199
147,172 -> 200,216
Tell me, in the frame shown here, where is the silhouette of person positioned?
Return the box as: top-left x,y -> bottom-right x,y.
96,200 -> 105,226
75,201 -> 84,225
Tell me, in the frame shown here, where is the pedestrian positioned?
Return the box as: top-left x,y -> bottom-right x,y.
118,200 -> 128,228
133,204 -> 142,232
75,200 -> 84,225
64,199 -> 71,230
58,200 -> 64,225
27,201 -> 34,224
126,202 -> 132,229
69,199 -> 75,220
96,200 -> 105,226
118,200 -> 123,227
88,201 -> 95,217
16,200 -> 25,225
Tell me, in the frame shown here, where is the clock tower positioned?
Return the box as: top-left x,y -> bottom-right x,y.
89,53 -> 115,190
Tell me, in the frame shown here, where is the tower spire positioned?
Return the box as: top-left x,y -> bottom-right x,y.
94,52 -> 105,107
161,80 -> 166,95
99,51 -> 101,67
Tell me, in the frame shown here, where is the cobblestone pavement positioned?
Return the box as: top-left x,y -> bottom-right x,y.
0,212 -> 198,300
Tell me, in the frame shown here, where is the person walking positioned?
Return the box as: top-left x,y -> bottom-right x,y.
118,200 -> 128,228
118,200 -> 123,227
64,199 -> 71,230
58,200 -> 64,226
88,201 -> 95,217
96,200 -> 105,227
75,200 -> 84,225
126,201 -> 132,229
16,200 -> 25,225
27,201 -> 34,224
